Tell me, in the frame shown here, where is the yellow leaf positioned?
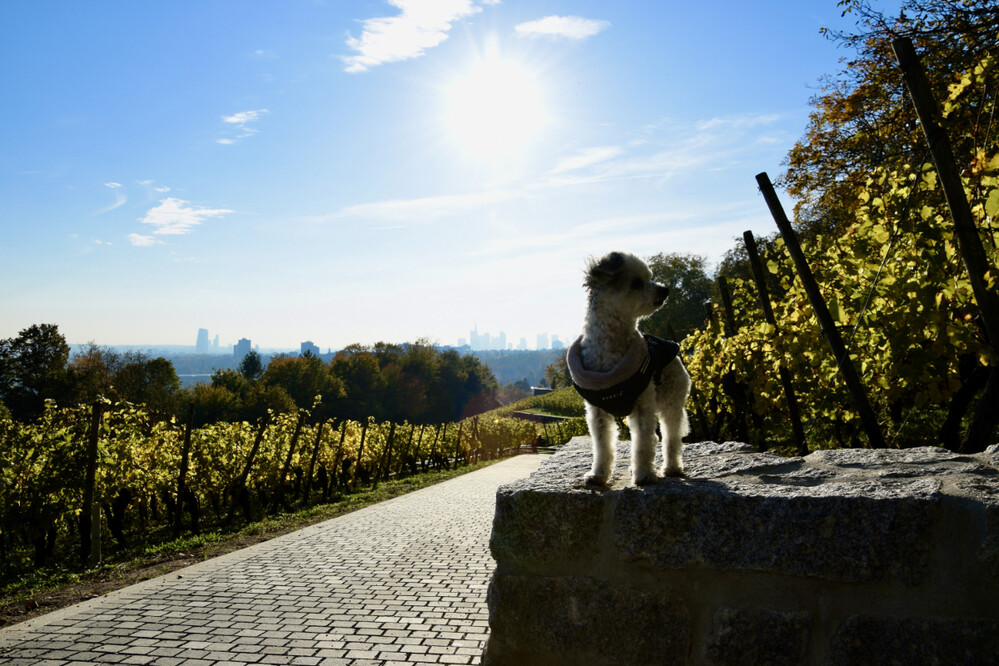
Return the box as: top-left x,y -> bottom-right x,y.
986,189 -> 999,218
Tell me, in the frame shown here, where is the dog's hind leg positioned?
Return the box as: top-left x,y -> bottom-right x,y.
584,403 -> 616,485
629,386 -> 659,485
658,359 -> 692,477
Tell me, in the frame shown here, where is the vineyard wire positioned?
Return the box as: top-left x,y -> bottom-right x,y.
802,148 -> 930,445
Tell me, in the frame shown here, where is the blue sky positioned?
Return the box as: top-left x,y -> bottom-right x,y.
1,1 -> 870,351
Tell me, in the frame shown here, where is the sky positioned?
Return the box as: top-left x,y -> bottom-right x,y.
1,1 -> 873,351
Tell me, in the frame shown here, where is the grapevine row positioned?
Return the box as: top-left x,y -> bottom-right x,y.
0,400 -> 546,581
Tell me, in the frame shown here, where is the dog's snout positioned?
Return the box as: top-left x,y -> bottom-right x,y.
654,285 -> 669,305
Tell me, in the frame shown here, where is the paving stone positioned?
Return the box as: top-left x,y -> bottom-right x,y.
0,455 -> 539,666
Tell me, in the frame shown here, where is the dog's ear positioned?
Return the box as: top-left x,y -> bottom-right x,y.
584,251 -> 626,289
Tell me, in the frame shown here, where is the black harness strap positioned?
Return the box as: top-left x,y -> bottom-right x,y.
572,334 -> 680,418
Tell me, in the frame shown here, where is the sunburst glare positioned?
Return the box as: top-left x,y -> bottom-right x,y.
443,49 -> 548,163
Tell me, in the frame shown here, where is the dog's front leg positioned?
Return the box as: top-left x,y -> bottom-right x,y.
584,402 -> 616,485
629,387 -> 659,485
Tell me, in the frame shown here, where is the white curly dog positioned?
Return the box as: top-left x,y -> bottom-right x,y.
566,251 -> 692,486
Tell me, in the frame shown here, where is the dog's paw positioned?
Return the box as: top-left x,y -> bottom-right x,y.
584,472 -> 610,486
632,468 -> 658,486
660,464 -> 686,478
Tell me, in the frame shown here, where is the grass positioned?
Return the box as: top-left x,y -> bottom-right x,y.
0,458 -> 506,625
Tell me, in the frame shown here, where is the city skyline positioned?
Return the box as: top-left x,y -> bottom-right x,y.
2,2 -> 867,348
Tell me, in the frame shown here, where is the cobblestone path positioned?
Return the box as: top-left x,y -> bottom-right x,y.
0,454 -> 545,666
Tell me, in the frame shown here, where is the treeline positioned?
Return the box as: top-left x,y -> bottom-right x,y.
0,326 -> 499,427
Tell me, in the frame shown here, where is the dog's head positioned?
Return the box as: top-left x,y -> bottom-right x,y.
584,251 -> 669,320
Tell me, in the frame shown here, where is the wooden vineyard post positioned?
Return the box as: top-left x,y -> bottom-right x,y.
401,425 -> 415,475
717,276 -> 759,447
376,421 -> 396,483
355,420 -> 369,486
274,410 -> 307,506
303,420 -> 327,501
756,174 -> 886,450
893,37 -> 999,452
332,420 -> 348,491
892,37 -> 999,351
80,401 -> 102,566
227,414 -> 270,523
743,230 -> 807,455
429,424 -> 442,470
717,277 -> 738,334
173,402 -> 195,537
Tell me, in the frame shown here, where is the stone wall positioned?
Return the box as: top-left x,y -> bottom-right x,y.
483,438 -> 999,665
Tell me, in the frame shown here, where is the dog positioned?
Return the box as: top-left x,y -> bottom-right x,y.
566,251 -> 691,485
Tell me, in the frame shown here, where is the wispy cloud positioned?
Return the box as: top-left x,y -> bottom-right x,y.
128,233 -> 161,247
327,189 -> 516,223
544,113 -> 787,188
342,0 -> 484,73
553,146 -> 625,173
137,198 -> 233,239
217,109 -> 268,144
138,179 -> 171,193
96,181 -> 126,214
515,15 -> 609,40
223,110 -> 268,125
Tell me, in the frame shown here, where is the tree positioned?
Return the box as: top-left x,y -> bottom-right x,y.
262,354 -> 345,417
68,344 -> 181,415
0,324 -> 72,420
544,355 -> 572,389
115,356 -> 181,414
238,350 -> 264,381
781,0 -> 999,239
641,253 -> 714,341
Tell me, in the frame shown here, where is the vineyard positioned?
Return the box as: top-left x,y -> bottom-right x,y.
0,398 -> 569,586
679,36 -> 999,454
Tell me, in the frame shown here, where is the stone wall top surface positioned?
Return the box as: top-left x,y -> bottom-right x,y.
491,438 -> 999,586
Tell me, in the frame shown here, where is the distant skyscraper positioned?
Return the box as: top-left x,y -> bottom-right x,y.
497,331 -> 507,352
195,328 -> 211,354
234,338 -> 251,360
537,332 -> 549,350
551,335 -> 565,350
518,338 -> 528,350
457,337 -> 467,348
301,340 -> 320,356
213,334 -> 220,351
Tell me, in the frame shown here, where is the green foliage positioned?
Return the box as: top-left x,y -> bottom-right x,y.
641,252 -> 714,341
0,324 -> 73,421
238,350 -> 264,381
686,149 -> 998,449
0,396 -> 545,586
681,2 -> 999,452
543,354 -> 572,389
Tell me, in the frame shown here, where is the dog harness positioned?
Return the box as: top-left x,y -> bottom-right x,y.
566,333 -> 680,418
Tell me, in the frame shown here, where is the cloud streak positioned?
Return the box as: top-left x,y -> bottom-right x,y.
137,198 -> 233,239
553,146 -> 624,173
515,15 -> 609,40
218,109 -> 268,144
342,0 -> 484,73
326,189 -> 516,223
96,181 -> 126,214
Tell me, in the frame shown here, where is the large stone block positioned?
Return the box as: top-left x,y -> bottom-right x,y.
703,607 -> 809,666
484,574 -> 691,666
486,437 -> 999,664
830,614 -> 999,665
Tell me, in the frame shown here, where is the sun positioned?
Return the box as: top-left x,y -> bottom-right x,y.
443,52 -> 547,162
